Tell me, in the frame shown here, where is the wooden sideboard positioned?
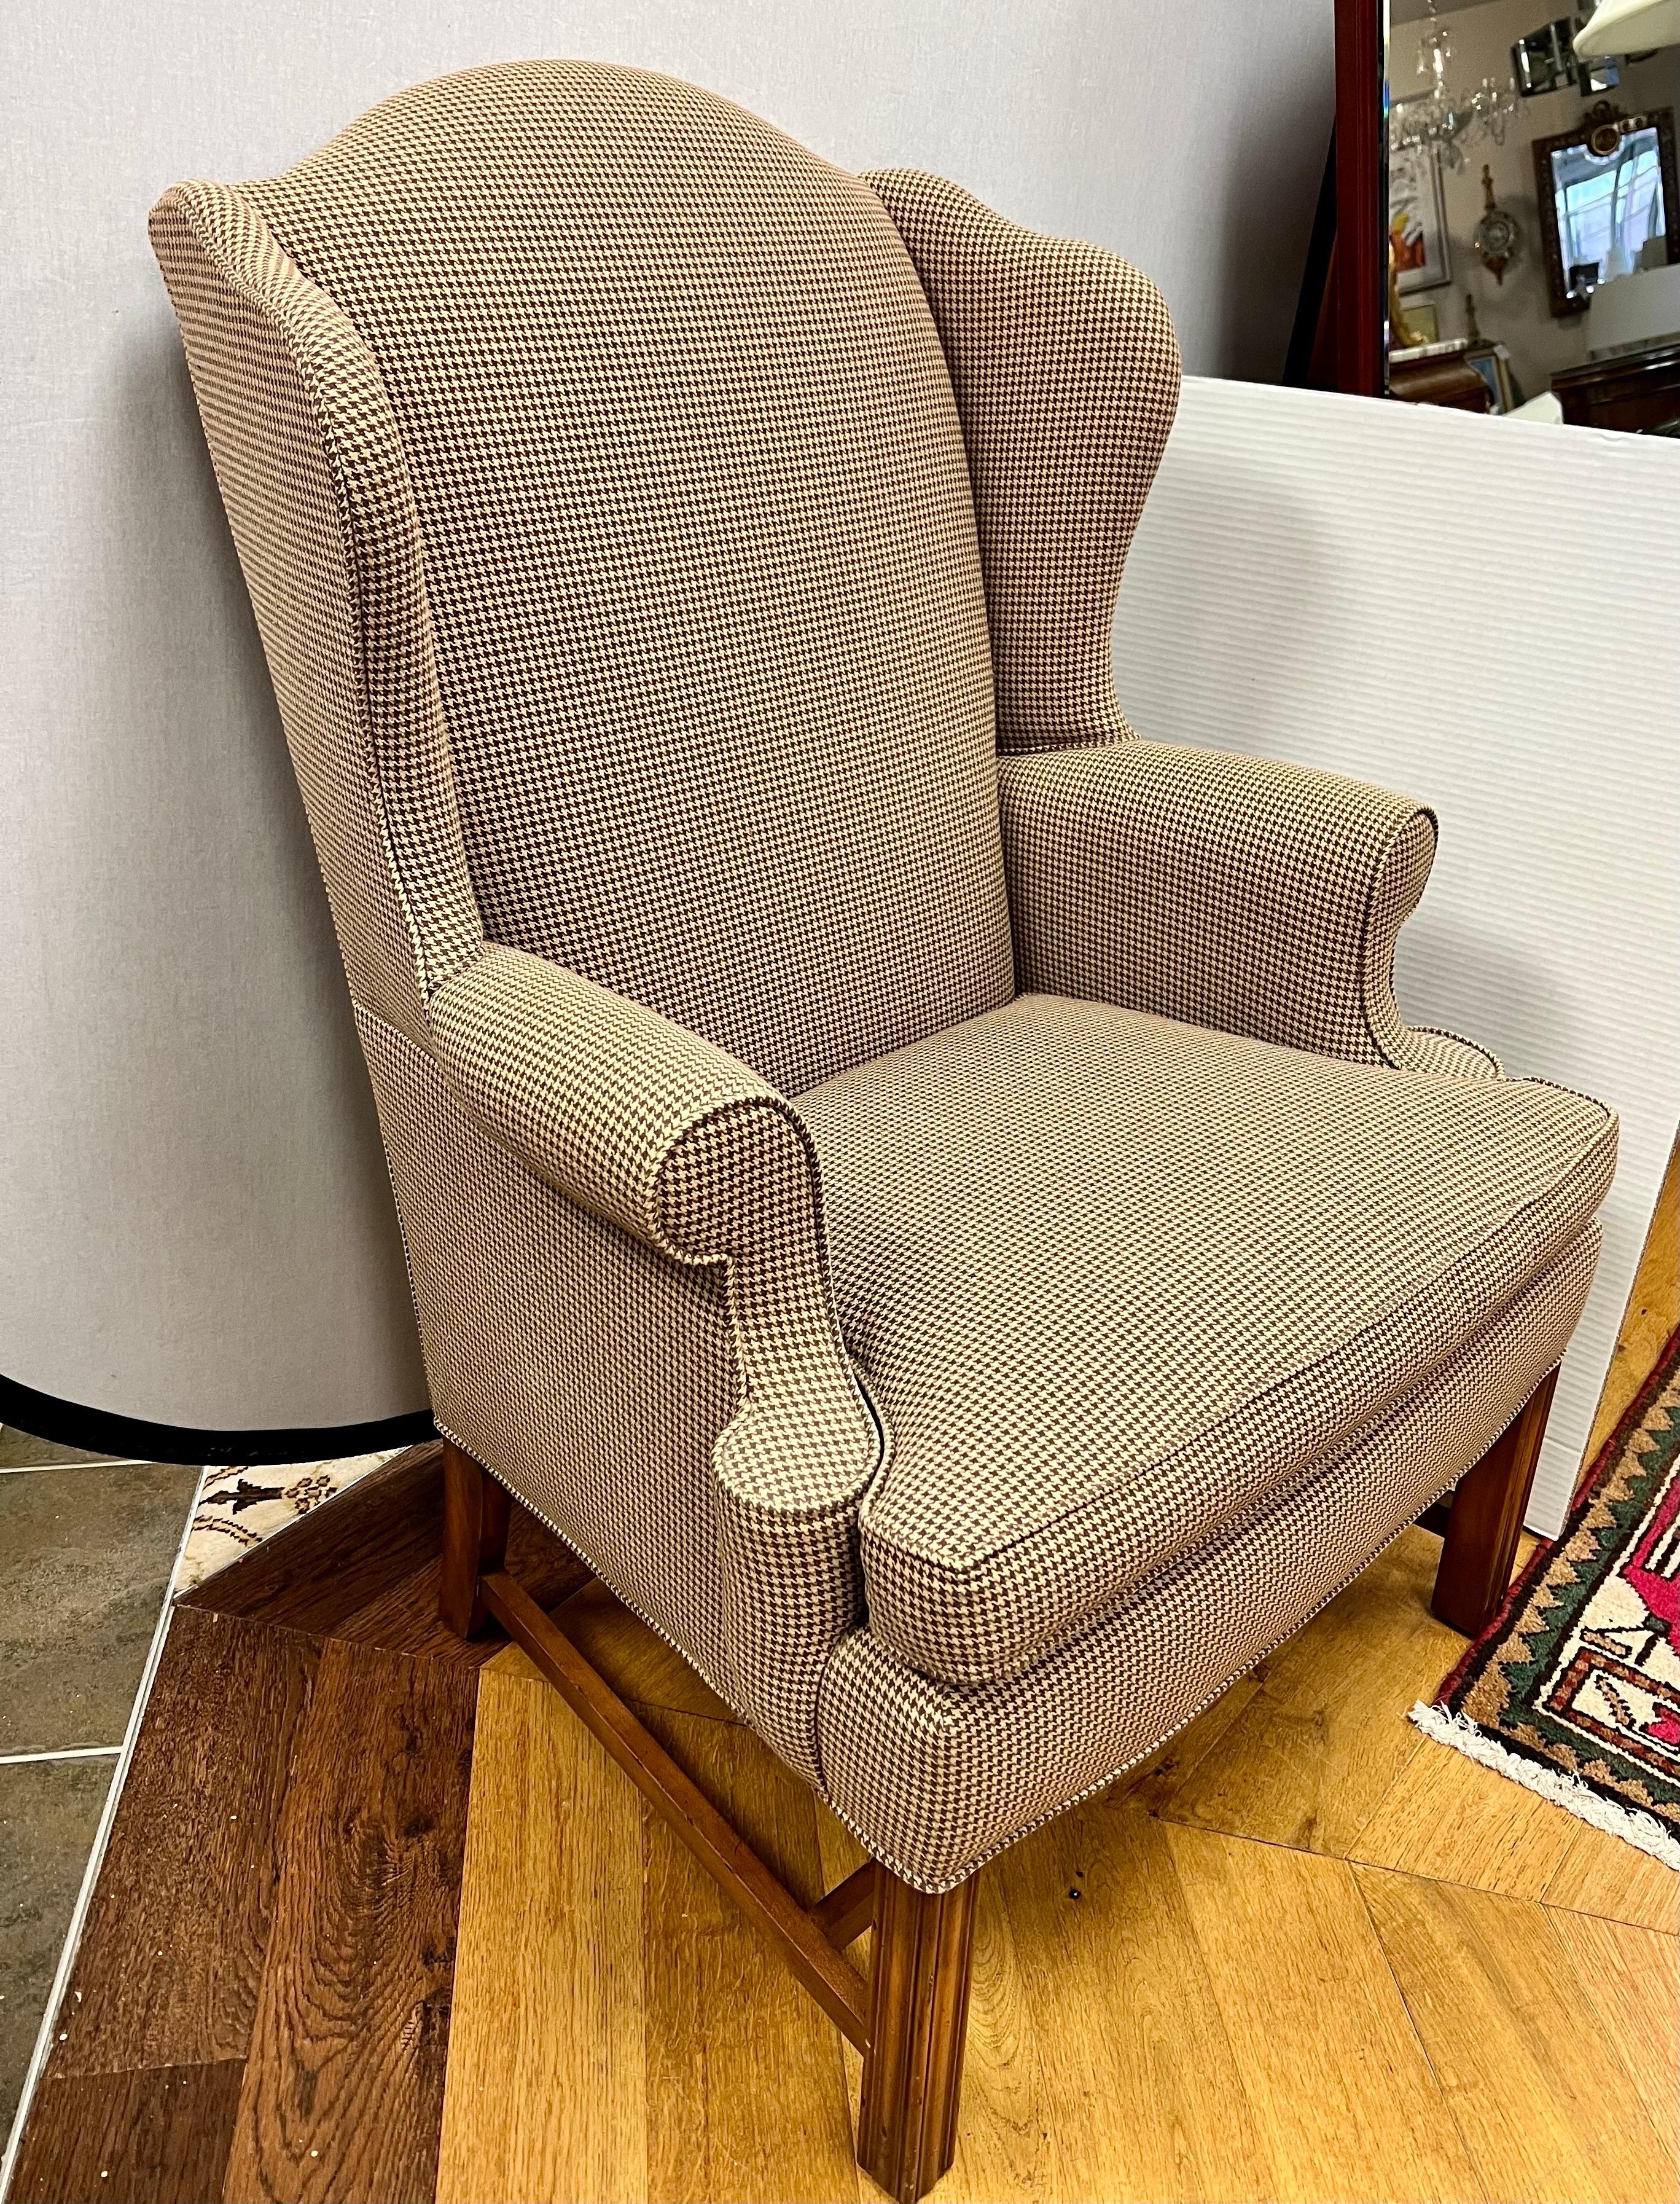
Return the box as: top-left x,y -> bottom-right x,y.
1551,341 -> 1680,434
1388,342 -> 1494,413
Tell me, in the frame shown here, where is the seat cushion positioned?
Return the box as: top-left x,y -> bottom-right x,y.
816,1225 -> 1600,1889
797,992 -> 1615,1685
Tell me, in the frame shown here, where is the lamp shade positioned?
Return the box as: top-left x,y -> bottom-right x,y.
1574,0 -> 1680,58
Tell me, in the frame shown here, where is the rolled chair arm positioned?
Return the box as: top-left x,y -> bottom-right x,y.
429,943 -> 793,1259
429,944 -> 881,1775
1000,740 -> 1501,1077
426,947 -> 873,1453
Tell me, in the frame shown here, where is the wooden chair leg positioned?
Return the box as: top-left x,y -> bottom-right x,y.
1431,1368 -> 1558,1637
858,1867 -> 979,2203
439,1437 -> 510,1638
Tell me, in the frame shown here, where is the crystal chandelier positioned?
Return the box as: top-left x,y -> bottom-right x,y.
1391,0 -> 1518,168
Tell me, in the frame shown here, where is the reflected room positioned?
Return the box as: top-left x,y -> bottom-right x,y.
1385,1 -> 1680,425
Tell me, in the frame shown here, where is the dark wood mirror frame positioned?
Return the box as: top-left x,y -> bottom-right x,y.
1282,0 -> 1386,399
1533,100 -> 1679,316
1334,0 -> 1389,397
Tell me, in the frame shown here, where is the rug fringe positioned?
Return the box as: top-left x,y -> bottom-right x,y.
1408,1702 -> 1680,1872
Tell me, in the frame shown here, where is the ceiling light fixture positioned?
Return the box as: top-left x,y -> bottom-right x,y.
1392,0 -> 1518,168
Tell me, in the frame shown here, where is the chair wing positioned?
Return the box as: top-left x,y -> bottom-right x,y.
150,180 -> 483,1044
865,168 -> 1182,751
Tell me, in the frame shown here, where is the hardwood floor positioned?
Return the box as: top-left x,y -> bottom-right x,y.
435,1528 -> 1677,2204
6,1445 -> 586,2204
15,2063 -> 246,2204
11,1280 -> 1678,2204
221,1640 -> 474,2204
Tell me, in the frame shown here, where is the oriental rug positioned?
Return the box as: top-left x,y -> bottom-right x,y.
1413,1330 -> 1680,1867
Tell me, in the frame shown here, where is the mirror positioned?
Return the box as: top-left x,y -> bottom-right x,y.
1536,102 -> 1678,312
1386,1 -> 1679,428
1297,1 -> 1680,433
1514,14 -> 1622,95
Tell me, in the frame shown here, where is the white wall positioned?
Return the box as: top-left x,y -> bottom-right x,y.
1115,378 -> 1680,1532
0,1 -> 1334,1434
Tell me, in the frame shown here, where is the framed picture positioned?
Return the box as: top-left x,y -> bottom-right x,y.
1464,341 -> 1517,412
1404,300 -> 1440,342
1389,131 -> 1453,292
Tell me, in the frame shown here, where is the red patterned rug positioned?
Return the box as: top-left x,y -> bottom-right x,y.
1412,1330 -> 1680,1868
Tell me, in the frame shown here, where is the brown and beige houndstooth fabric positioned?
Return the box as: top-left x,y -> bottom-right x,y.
865,169 -> 1182,751
798,994 -> 1612,1685
242,62 -> 1016,1101
819,1225 -> 1601,1888
424,942 -> 880,1772
1001,740 -> 1504,1075
154,60 -> 1614,1889
146,186 -> 482,1046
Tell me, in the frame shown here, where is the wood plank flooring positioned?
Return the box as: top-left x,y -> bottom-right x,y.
7,1444 -> 584,2204
14,2063 -> 247,2204
435,1523 -> 1676,2204
222,1641 -> 474,2204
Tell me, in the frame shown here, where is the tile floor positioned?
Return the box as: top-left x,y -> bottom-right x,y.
0,1432 -> 201,2141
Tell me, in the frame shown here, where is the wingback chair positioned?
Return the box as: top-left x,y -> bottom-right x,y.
152,62 -> 1615,2202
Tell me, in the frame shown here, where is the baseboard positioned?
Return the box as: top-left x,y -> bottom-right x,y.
0,1367 -> 435,1467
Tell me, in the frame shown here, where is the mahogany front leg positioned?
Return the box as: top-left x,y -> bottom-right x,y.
1431,1369 -> 1558,1637
439,1437 -> 511,1638
858,1867 -> 979,2203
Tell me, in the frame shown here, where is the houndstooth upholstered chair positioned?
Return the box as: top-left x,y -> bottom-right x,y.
154,62 -> 1616,2202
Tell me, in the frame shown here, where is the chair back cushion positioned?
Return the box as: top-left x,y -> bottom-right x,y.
242,61 -> 1014,1092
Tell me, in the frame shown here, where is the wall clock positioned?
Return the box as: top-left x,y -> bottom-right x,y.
1474,164 -> 1520,284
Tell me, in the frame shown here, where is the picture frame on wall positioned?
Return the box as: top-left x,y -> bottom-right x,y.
1390,130 -> 1453,292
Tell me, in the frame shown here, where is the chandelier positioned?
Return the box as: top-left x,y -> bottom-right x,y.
1391,0 -> 1518,168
